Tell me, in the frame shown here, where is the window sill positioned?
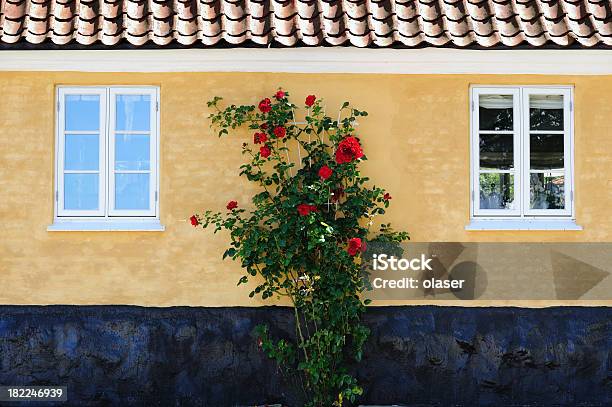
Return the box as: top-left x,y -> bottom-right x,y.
47,219 -> 165,232
465,219 -> 582,231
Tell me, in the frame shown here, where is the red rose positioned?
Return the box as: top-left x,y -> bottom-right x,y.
258,98 -> 272,113
318,165 -> 333,180
275,90 -> 285,100
260,123 -> 268,130
335,136 -> 364,164
226,200 -> 238,210
190,215 -> 199,227
347,237 -> 363,256
297,204 -> 311,216
383,192 -> 392,201
273,126 -> 286,138
260,145 -> 271,158
305,95 -> 316,107
254,132 -> 267,144
297,204 -> 318,216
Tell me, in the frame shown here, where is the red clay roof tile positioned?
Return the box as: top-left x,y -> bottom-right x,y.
0,0 -> 609,48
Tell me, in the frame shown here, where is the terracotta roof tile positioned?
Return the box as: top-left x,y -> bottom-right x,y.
0,0 -> 609,48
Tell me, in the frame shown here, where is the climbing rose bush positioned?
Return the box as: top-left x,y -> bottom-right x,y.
193,90 -> 408,406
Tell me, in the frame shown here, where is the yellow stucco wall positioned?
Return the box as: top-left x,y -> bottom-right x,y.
0,72 -> 611,306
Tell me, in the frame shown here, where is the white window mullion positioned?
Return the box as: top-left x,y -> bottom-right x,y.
521,87 -> 529,219
108,89 -> 117,216
514,88 -> 523,218
105,88 -> 111,217
471,90 -> 479,217
567,87 -> 575,218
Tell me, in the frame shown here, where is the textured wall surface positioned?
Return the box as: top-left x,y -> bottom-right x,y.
0,306 -> 609,406
1,73 -> 612,306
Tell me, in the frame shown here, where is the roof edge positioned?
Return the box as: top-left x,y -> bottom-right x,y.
1,48 -> 611,75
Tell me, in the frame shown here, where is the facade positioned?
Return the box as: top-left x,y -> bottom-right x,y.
0,0 -> 611,405
1,68 -> 612,305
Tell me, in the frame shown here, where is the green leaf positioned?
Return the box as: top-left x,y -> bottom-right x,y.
223,248 -> 237,259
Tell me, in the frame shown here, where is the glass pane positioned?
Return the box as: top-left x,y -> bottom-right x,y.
530,134 -> 564,170
479,173 -> 515,210
116,95 -> 151,131
64,173 -> 98,210
480,134 -> 513,170
530,173 -> 565,209
479,95 -> 513,131
115,134 -> 150,170
65,95 -> 100,131
530,95 -> 563,131
115,173 -> 150,210
65,134 -> 99,171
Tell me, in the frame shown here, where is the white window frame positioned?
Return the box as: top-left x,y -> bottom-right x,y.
51,86 -> 162,231
108,88 -> 158,217
56,87 -> 107,217
469,85 -> 576,228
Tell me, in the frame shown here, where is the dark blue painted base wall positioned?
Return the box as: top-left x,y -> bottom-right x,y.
0,306 -> 610,406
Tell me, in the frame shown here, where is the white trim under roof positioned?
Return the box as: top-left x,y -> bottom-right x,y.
0,49 -> 611,75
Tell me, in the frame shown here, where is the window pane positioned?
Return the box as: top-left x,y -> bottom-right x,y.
479,95 -> 513,131
530,134 -> 564,170
115,134 -> 150,170
65,134 -> 99,171
530,95 -> 563,131
530,173 -> 565,209
64,173 -> 98,210
480,134 -> 513,170
479,173 -> 515,210
65,95 -> 100,131
115,173 -> 150,210
116,95 -> 151,131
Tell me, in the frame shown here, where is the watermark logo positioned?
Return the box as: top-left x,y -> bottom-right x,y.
372,254 -> 433,271
370,253 -> 465,291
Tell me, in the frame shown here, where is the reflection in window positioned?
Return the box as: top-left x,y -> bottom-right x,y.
480,134 -> 514,170
530,173 -> 565,209
530,134 -> 564,170
115,173 -> 150,210
479,95 -> 513,131
479,173 -> 515,210
64,173 -> 99,210
115,134 -> 150,171
65,95 -> 100,131
116,95 -> 151,132
65,134 -> 99,171
530,95 -> 563,131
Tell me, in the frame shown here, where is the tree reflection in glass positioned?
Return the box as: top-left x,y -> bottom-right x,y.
480,173 -> 515,209
530,173 -> 565,209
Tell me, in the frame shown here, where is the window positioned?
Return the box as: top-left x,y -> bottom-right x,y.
50,86 -> 162,231
469,86 -> 579,230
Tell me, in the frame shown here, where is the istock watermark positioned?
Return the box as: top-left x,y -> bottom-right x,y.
372,254 -> 433,271
370,253 -> 465,290
364,242 -> 612,301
